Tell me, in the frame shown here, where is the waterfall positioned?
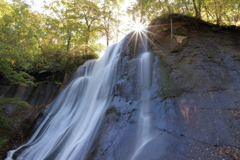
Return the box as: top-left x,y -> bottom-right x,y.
130,30 -> 154,160
130,52 -> 153,160
5,40 -> 123,160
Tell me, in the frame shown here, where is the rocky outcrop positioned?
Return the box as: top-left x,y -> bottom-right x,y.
88,15 -> 240,159
0,73 -> 72,112
0,72 -> 72,159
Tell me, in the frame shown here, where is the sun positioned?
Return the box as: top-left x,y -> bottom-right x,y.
134,22 -> 144,32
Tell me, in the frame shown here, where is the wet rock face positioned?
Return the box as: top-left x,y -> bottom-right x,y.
88,15 -> 240,159
0,73 -> 72,114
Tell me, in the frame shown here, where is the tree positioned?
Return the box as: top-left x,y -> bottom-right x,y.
99,0 -> 124,46
0,0 -> 39,86
66,0 -> 102,53
127,0 -> 240,26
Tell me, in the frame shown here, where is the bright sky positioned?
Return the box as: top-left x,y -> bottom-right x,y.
25,0 -> 49,12
25,0 -> 138,32
26,0 -> 136,12
25,0 -> 141,49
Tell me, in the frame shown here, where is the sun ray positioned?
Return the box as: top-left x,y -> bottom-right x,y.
139,31 -> 146,51
140,29 -> 163,52
123,31 -> 138,54
144,30 -> 166,39
138,30 -> 149,52
124,21 -> 173,58
147,22 -> 184,28
133,31 -> 139,56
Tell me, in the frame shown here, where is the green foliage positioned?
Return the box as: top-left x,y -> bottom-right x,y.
32,49 -> 99,74
0,0 -> 102,86
0,0 -> 41,86
128,0 -> 240,26
0,97 -> 30,108
0,57 -> 35,86
0,113 -> 14,149
154,50 -> 175,100
160,75 -> 174,100
152,50 -> 164,55
53,80 -> 62,85
233,55 -> 240,61
0,96 -> 30,149
0,138 -> 7,149
191,51 -> 198,56
206,51 -> 218,61
161,88 -> 174,100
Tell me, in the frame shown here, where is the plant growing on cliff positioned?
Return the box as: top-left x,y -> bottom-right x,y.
0,97 -> 30,149
161,80 -> 174,100
0,57 -> 35,86
0,97 -> 30,108
206,51 -> 218,61
232,55 -> 240,61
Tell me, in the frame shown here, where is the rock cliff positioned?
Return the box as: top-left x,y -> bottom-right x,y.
88,14 -> 240,160
0,72 -> 72,158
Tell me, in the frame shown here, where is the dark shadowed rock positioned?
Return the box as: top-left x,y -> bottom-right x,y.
88,15 -> 240,160
0,72 -> 72,159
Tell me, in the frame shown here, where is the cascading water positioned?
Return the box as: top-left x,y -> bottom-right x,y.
130,31 -> 154,160
130,53 -> 153,160
5,40 -> 123,160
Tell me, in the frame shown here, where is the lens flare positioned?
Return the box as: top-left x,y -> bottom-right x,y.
134,22 -> 144,32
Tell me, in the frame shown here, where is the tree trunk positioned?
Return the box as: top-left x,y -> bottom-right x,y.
192,0 -> 201,18
164,0 -> 172,13
106,22 -> 110,46
106,32 -> 109,47
66,30 -> 72,52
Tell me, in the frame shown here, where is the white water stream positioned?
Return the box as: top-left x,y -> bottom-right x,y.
130,52 -> 153,160
6,31 -> 153,160
130,30 -> 154,160
5,41 -> 123,160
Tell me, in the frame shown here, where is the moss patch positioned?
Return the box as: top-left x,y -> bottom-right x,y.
232,55 -> 240,61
